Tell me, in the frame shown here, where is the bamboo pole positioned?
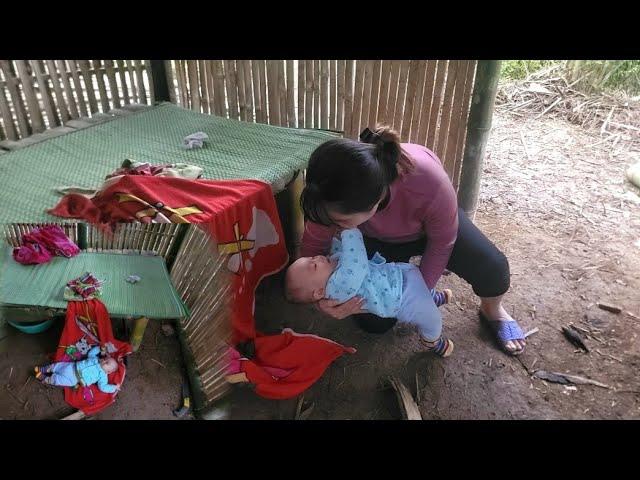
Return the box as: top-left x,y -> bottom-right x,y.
435,60 -> 460,162
236,60 -> 247,121
92,60 -> 110,112
125,60 -> 138,104
205,60 -> 215,114
0,60 -> 30,137
368,60 -> 382,128
46,60 -> 71,122
360,60 -> 374,132
387,61 -> 402,128
392,60 -> 410,133
278,60 -> 288,126
286,60 -> 296,127
78,61 -> 98,114
401,60 -> 420,140
407,61 -> 427,143
198,60 -> 210,114
103,60 -> 121,109
416,61 -> 437,145
425,60 -> 448,148
351,60 -> 365,138
457,61 -> 501,217
297,60 -> 305,128
258,60 -> 268,124
134,60 -> 147,104
313,60 -> 320,128
377,60 -> 392,123
252,59 -> 264,123
15,61 -> 44,133
452,61 -> 478,189
444,60 -> 472,176
243,60 -> 255,123
336,60 -> 345,131
343,60 -> 354,137
68,60 -> 89,117
320,59 -> 329,129
223,60 -> 239,120
0,80 -> 17,140
304,60 -> 313,129
329,59 -> 336,130
115,60 -> 130,106
212,60 -> 226,116
267,60 -> 280,125
188,60 -> 201,112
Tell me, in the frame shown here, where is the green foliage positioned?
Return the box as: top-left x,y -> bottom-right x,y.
567,60 -> 640,95
500,60 -> 560,80
500,60 -> 640,95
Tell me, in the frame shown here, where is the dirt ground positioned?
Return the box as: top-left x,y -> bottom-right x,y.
0,317 -> 190,420
228,107 -> 640,420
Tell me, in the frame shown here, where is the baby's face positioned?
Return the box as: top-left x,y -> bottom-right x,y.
287,255 -> 336,301
100,357 -> 118,374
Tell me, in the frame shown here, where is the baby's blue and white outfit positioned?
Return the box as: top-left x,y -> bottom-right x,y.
41,346 -> 118,393
326,229 -> 442,341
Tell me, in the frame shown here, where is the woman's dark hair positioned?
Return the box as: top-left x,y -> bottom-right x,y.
301,124 -> 402,226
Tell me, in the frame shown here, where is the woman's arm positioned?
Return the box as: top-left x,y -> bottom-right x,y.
419,182 -> 459,290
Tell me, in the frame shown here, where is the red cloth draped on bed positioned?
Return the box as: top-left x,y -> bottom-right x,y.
50,175 -> 354,400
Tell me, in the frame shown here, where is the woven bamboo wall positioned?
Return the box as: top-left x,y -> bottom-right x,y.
167,60 -> 477,187
3,223 -> 180,260
169,225 -> 232,405
4,223 -> 80,247
0,60 -> 153,141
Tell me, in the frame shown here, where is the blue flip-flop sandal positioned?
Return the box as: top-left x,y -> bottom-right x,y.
479,311 -> 526,356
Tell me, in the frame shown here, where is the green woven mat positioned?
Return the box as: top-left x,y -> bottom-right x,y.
0,103 -> 339,223
0,248 -> 188,319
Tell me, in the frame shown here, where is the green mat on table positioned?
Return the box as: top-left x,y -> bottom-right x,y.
0,248 -> 188,319
0,103 -> 340,223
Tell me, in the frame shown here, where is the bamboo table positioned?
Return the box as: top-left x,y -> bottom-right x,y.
0,248 -> 188,351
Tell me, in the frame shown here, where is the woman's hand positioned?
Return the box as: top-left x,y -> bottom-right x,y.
316,297 -> 367,319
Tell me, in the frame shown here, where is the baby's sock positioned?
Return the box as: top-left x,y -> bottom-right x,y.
431,288 -> 452,307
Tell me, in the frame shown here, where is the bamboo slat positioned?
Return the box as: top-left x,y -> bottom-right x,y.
286,60 -> 296,128
15,61 -> 44,133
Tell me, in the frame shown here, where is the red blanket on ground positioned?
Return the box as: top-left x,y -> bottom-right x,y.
50,176 -> 354,400
54,300 -> 132,415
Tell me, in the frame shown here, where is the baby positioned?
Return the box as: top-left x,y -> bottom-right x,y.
285,228 -> 454,357
35,345 -> 119,393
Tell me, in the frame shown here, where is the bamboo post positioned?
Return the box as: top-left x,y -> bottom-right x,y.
313,60 -> 320,128
304,60 -> 313,129
150,60 -> 171,103
78,61 -> 99,114
457,60 -> 501,218
130,316 -> 149,352
297,60 -> 305,128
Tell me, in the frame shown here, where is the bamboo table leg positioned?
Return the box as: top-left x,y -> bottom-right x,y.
285,171 -> 305,259
130,316 -> 149,352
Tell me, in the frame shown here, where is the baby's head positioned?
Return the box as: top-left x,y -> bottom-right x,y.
100,357 -> 118,375
285,255 -> 336,303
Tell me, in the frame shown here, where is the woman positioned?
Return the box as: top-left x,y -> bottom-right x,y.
298,125 -> 527,355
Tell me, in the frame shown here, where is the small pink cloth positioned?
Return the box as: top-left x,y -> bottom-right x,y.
12,225 -> 80,265
12,243 -> 52,265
